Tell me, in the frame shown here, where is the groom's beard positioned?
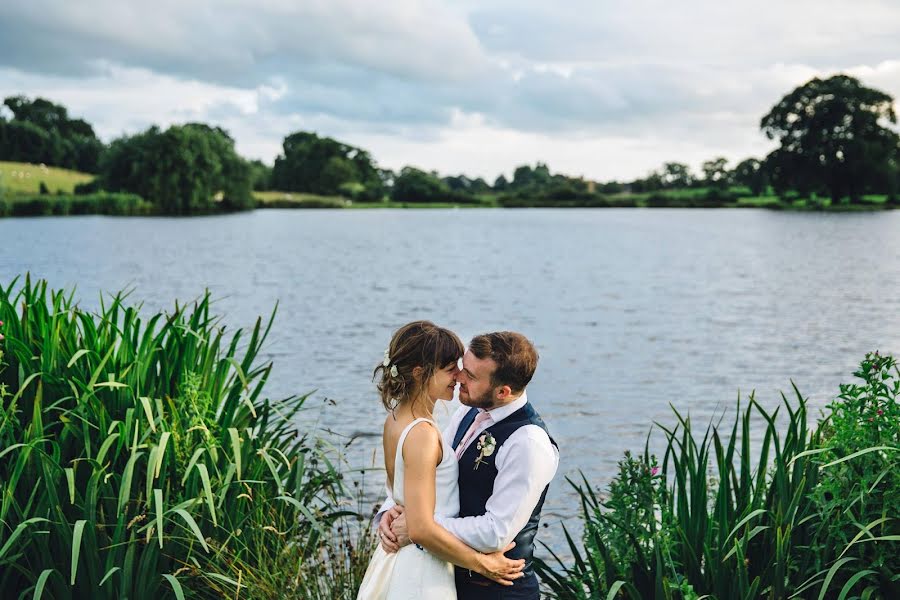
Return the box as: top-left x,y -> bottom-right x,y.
463,387 -> 496,409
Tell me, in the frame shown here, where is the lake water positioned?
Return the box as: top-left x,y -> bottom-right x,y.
4,208 -> 900,549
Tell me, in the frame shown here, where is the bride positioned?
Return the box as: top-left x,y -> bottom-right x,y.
357,321 -> 524,599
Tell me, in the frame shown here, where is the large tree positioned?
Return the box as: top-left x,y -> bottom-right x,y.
761,75 -> 899,202
100,124 -> 252,214
732,158 -> 768,196
0,96 -> 104,172
271,131 -> 382,197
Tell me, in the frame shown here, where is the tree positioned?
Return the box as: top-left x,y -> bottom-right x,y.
182,123 -> 254,211
701,157 -> 731,189
761,74 -> 899,203
493,174 -> 509,191
660,162 -> 693,188
732,158 -> 768,196
1,96 -> 104,172
510,163 -> 552,189
392,167 -> 451,203
248,159 -> 273,191
100,123 -> 253,214
391,167 -> 476,203
271,131 -> 381,196
630,171 -> 663,193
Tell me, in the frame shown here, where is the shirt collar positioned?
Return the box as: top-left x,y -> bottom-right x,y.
483,390 -> 528,424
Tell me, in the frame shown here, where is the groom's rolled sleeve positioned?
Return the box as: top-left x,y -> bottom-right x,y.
434,425 -> 558,553
372,495 -> 395,528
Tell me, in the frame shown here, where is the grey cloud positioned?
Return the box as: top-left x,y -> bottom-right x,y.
0,0 -> 897,175
0,0 -> 488,87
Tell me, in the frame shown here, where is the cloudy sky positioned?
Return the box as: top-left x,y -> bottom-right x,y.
1,0 -> 898,181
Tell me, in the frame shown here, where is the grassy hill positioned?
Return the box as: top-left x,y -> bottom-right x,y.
0,161 -> 94,195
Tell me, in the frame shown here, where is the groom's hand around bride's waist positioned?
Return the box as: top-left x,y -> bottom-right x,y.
378,506 -> 409,553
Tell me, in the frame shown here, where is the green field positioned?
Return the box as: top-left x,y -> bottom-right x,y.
253,190 -> 350,208
0,161 -> 94,195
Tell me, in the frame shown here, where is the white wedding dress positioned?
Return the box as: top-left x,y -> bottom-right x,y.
357,418 -> 460,599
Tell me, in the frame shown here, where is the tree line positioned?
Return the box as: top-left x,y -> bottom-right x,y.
1,73 -> 898,214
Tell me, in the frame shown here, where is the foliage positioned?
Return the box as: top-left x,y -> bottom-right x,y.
272,131 -> 383,199
248,159 -> 273,191
536,355 -> 900,599
761,75 -> 900,203
701,157 -> 731,190
660,163 -> 694,189
391,167 -> 477,203
254,191 -> 349,209
807,352 -> 900,597
1,192 -> 153,217
732,158 -> 768,196
0,277 -> 358,598
100,124 -> 254,214
0,96 -> 104,172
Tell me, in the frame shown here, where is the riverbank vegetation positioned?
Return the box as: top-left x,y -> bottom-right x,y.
2,74 -> 898,215
536,352 -> 900,599
0,278 -> 897,597
0,277 -> 373,598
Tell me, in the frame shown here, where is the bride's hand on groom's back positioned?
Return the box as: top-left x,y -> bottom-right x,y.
477,542 -> 526,586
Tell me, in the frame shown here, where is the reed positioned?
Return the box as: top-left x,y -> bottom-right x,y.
536,354 -> 900,599
0,275 -> 363,598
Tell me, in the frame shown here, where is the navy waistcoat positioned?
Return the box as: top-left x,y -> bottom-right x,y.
451,402 -> 557,593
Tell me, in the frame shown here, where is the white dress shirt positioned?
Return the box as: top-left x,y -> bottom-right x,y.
378,391 -> 559,554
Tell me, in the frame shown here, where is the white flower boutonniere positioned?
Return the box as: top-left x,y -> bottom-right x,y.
474,433 -> 496,470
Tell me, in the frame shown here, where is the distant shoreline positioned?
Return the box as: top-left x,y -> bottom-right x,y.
2,162 -> 896,217
252,191 -> 897,212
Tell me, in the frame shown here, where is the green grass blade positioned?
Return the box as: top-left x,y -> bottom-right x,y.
33,569 -> 55,600
154,488 -> 164,549
163,574 -> 186,600
71,519 -> 87,585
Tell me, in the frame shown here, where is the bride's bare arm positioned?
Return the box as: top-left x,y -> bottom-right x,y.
401,423 -> 524,586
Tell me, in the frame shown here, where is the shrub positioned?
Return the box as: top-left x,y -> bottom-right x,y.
6,193 -> 154,217
73,179 -> 102,195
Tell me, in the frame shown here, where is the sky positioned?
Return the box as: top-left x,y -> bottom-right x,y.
1,0 -> 899,182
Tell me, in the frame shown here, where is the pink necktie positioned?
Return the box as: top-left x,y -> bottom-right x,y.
456,411 -> 493,459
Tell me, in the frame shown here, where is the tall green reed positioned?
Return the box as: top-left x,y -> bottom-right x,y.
0,275 -> 360,598
536,360 -> 900,600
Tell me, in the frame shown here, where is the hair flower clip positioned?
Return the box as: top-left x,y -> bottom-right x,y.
390,364 -> 399,377
382,349 -> 391,368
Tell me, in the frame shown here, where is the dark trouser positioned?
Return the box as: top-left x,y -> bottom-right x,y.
454,572 -> 540,600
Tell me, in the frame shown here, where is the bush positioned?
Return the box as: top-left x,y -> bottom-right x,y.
73,178 -> 103,195
808,352 -> 900,595
0,277 -> 365,598
6,193 -> 154,217
498,187 -> 609,207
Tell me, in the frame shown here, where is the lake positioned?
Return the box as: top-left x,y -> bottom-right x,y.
4,208 -> 900,546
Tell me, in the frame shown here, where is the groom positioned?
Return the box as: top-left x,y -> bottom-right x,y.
378,331 -> 559,599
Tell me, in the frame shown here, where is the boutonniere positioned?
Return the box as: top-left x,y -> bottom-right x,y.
474,433 -> 496,470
